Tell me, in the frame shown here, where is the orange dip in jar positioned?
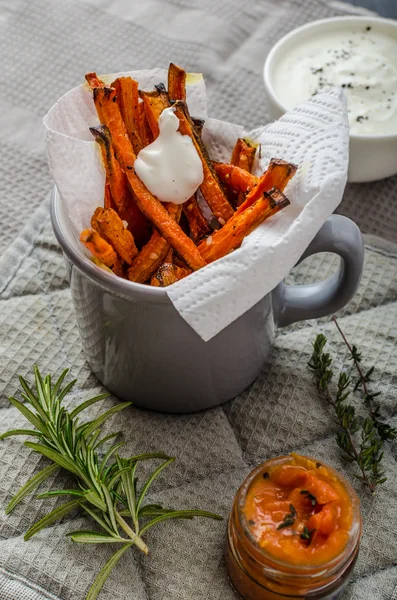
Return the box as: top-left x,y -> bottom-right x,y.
226,454 -> 362,599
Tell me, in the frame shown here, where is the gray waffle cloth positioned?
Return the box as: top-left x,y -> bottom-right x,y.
0,1 -> 396,599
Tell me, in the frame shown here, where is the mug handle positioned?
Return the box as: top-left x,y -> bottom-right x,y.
273,215 -> 364,328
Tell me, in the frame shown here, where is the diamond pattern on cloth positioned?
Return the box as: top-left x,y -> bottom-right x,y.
0,0 -> 397,599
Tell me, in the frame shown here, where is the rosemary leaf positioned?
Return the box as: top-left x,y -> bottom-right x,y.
1,367 -> 221,598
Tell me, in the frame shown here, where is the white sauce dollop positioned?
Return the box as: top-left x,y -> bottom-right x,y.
273,25 -> 397,136
134,107 -> 204,204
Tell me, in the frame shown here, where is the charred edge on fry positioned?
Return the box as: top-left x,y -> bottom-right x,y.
155,82 -> 167,94
265,187 -> 291,210
270,158 -> 298,176
192,117 -> 205,137
173,100 -> 229,197
89,125 -> 112,165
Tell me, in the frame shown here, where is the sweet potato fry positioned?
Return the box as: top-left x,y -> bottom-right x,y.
172,101 -> 234,224
91,207 -> 138,265
236,159 -> 297,215
104,182 -> 115,209
91,87 -> 206,271
111,77 -> 142,154
151,263 -> 191,287
85,72 -> 107,123
89,125 -> 151,247
198,187 -> 290,263
90,125 -> 130,213
137,101 -> 153,147
183,195 -> 210,241
140,84 -> 170,138
230,138 -> 257,207
168,63 -> 186,102
213,163 -> 258,194
80,228 -> 124,277
128,204 -> 182,283
85,72 -> 105,90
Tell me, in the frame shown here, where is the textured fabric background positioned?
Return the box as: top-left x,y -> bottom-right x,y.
0,0 -> 396,599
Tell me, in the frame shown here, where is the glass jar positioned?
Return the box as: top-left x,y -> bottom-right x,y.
226,455 -> 362,600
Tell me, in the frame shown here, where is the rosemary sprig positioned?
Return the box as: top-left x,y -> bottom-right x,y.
308,327 -> 394,494
1,367 -> 221,600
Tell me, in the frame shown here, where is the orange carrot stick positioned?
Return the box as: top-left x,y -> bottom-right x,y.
198,187 -> 290,264
172,101 -> 234,224
111,77 -> 143,154
183,195 -> 210,242
137,101 -> 153,147
167,63 -> 186,102
236,159 -> 297,215
90,125 -> 151,247
230,138 -> 257,207
213,163 -> 258,194
151,263 -> 192,287
91,87 -> 206,271
91,207 -> 138,265
140,85 -> 170,138
127,204 -> 182,283
80,228 -> 124,277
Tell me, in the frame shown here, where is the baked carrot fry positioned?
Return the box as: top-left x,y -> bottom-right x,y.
128,204 -> 182,283
231,138 -> 256,170
91,207 -> 138,265
236,159 -> 297,215
111,77 -> 143,154
85,72 -> 107,123
230,138 -> 257,207
165,248 -> 173,262
137,101 -> 153,147
104,182 -> 114,209
167,63 -> 186,102
172,101 -> 234,223
89,124 -> 151,246
80,228 -> 124,277
85,72 -> 105,90
90,125 -> 130,213
213,163 -> 258,194
140,85 -> 170,138
91,87 -> 206,271
151,263 -> 192,287
183,195 -> 210,241
198,187 -> 290,263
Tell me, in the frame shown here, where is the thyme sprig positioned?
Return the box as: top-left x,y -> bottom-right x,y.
0,367 -> 221,600
308,324 -> 395,494
332,316 -> 396,443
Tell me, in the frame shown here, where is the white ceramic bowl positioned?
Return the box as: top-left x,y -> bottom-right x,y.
263,16 -> 397,183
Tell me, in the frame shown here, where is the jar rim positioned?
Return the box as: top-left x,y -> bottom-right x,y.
236,454 -> 362,577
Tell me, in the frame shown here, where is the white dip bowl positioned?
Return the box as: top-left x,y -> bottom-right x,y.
263,16 -> 397,183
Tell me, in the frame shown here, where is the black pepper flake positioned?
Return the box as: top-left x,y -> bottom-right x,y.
366,26 -> 372,31
366,86 -> 370,90
113,96 -> 117,102
126,165 -> 133,170
356,115 -> 364,123
316,463 -> 322,468
342,84 -> 346,88
263,472 -> 269,479
311,67 -> 323,75
248,519 -> 255,526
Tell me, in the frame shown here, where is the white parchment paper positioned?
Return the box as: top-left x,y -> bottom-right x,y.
43,70 -> 349,341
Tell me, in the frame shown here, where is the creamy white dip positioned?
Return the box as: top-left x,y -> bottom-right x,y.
134,107 -> 203,204
273,24 -> 397,135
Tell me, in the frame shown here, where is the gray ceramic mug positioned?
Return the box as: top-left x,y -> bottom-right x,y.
51,187 -> 364,413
